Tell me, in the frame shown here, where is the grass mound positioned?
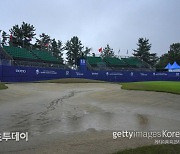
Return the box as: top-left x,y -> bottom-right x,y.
121,81 -> 180,94
0,82 -> 8,90
114,144 -> 180,154
43,78 -> 105,83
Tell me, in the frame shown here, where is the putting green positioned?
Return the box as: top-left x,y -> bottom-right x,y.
121,81 -> 180,94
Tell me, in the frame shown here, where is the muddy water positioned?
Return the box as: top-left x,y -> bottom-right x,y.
0,83 -> 179,137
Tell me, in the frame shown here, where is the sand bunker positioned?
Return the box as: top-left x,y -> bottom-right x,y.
0,83 -> 179,153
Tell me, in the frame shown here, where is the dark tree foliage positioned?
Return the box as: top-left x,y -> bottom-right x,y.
9,22 -> 36,48
100,44 -> 114,58
149,53 -> 159,67
156,43 -> 180,68
34,33 -> 51,50
82,47 -> 91,57
168,43 -> 180,63
133,38 -> 151,62
51,39 -> 64,63
1,31 -> 8,46
156,53 -> 169,68
133,38 -> 158,67
65,36 -> 84,66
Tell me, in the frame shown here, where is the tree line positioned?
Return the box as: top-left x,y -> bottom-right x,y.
0,22 -> 91,65
1,22 -> 180,68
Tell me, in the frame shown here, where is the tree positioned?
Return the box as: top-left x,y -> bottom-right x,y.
133,38 -> 158,67
156,43 -> 180,68
156,53 -> 169,68
51,39 -> 64,63
100,44 -> 114,58
34,33 -> 51,50
1,31 -> 8,46
9,22 -> 36,48
133,38 -> 151,62
168,43 -> 180,63
83,47 -> 91,57
149,53 -> 159,67
65,36 -> 84,66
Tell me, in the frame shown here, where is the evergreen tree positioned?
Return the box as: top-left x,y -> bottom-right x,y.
156,43 -> 180,68
149,53 -> 159,67
65,36 -> 84,66
34,33 -> 51,50
156,53 -> 169,68
51,39 -> 64,63
100,44 -> 114,58
168,43 -> 180,63
1,31 -> 8,46
133,38 -> 151,62
82,47 -> 91,57
9,22 -> 35,48
133,38 -> 158,67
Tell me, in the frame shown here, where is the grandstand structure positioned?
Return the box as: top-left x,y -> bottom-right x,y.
1,45 -> 178,83
85,55 -> 152,71
0,46 -> 66,68
0,45 -> 152,71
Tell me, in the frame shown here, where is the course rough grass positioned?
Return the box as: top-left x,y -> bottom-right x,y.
0,82 -> 8,90
44,78 -> 105,83
121,81 -> 180,94
114,144 -> 180,154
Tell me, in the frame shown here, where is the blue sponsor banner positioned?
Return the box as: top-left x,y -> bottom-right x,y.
79,59 -> 87,71
70,70 -> 180,82
0,64 -> 2,81
1,65 -> 71,82
0,64 -> 180,82
80,59 -> 86,66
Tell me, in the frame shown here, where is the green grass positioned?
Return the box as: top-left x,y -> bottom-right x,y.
42,78 -> 105,83
121,81 -> 180,94
114,144 -> 180,154
0,82 -> 8,90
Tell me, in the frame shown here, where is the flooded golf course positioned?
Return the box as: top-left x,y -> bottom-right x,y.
0,82 -> 180,153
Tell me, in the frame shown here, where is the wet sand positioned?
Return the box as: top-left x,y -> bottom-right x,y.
0,83 -> 180,153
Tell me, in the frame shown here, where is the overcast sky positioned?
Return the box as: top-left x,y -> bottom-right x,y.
1,0 -> 180,56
